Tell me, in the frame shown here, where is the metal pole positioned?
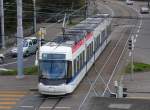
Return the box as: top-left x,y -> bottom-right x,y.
131,48 -> 134,80
16,0 -> 24,79
0,0 -> 5,48
148,0 -> 150,8
131,36 -> 134,80
85,0 -> 88,18
33,0 -> 36,33
114,81 -> 118,98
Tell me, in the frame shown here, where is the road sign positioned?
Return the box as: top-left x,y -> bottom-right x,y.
38,27 -> 46,39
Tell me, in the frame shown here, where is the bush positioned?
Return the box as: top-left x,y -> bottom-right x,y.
0,66 -> 38,76
125,62 -> 150,73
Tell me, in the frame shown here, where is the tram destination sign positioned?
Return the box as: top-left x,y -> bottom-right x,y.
42,53 -> 66,60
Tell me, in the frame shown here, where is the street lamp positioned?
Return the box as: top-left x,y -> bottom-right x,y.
33,0 -> 36,33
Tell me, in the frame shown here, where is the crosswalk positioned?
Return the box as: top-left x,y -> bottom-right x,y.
0,90 -> 27,110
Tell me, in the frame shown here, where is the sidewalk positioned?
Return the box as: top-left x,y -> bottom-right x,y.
123,72 -> 150,99
0,75 -> 38,91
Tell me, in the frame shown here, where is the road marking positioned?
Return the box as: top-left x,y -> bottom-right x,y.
0,94 -> 25,97
138,25 -> 141,29
135,34 -> 138,38
0,90 -> 27,110
0,98 -> 19,101
19,106 -> 34,108
0,102 -> 16,105
40,106 -> 71,109
137,29 -> 140,33
0,106 -> 14,109
134,39 -> 136,43
19,106 -> 71,109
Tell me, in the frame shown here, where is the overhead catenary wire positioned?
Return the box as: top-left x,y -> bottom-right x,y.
4,7 -> 150,20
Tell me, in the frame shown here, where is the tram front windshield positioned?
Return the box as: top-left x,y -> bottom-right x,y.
40,60 -> 66,79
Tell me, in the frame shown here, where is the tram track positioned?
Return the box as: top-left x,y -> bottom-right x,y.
93,0 -> 139,93
30,95 -> 65,110
79,25 -> 132,108
78,0 -> 140,109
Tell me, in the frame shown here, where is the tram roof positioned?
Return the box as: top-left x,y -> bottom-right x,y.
46,14 -> 109,47
80,18 -> 104,24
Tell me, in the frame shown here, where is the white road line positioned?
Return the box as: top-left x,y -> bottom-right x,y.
137,29 -> 140,33
140,18 -> 142,26
138,25 -> 141,29
135,34 -> 138,38
0,59 -> 28,67
40,106 -> 71,109
134,39 -> 136,43
19,106 -> 71,109
19,106 -> 34,108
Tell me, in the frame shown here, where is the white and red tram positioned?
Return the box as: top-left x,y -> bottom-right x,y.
38,14 -> 111,95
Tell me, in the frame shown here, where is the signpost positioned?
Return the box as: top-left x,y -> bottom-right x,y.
35,27 -> 46,66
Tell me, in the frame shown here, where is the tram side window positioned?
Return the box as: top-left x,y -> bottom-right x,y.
95,35 -> 100,50
89,44 -> 91,57
105,28 -> 107,38
67,61 -> 72,79
86,45 -> 90,60
91,42 -> 93,54
99,34 -> 101,46
74,59 -> 77,73
101,30 -> 105,43
80,53 -> 82,68
94,39 -> 97,50
97,34 -> 101,47
107,25 -> 111,36
80,51 -> 85,68
77,56 -> 80,72
90,42 -> 93,57
83,51 -> 85,64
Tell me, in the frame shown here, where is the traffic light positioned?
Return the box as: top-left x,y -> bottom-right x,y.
128,39 -> 132,50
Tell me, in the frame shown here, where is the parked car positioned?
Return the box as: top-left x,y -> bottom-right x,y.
140,6 -> 149,14
0,53 -> 4,64
126,0 -> 133,5
10,37 -> 38,57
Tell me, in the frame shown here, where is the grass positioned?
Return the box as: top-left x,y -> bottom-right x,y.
0,66 -> 38,76
125,62 -> 150,74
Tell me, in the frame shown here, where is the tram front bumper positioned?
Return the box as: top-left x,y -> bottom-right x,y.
38,83 -> 71,95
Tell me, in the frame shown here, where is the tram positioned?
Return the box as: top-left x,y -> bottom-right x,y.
37,14 -> 112,95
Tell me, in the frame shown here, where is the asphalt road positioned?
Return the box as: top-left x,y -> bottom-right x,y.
132,2 -> 150,64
